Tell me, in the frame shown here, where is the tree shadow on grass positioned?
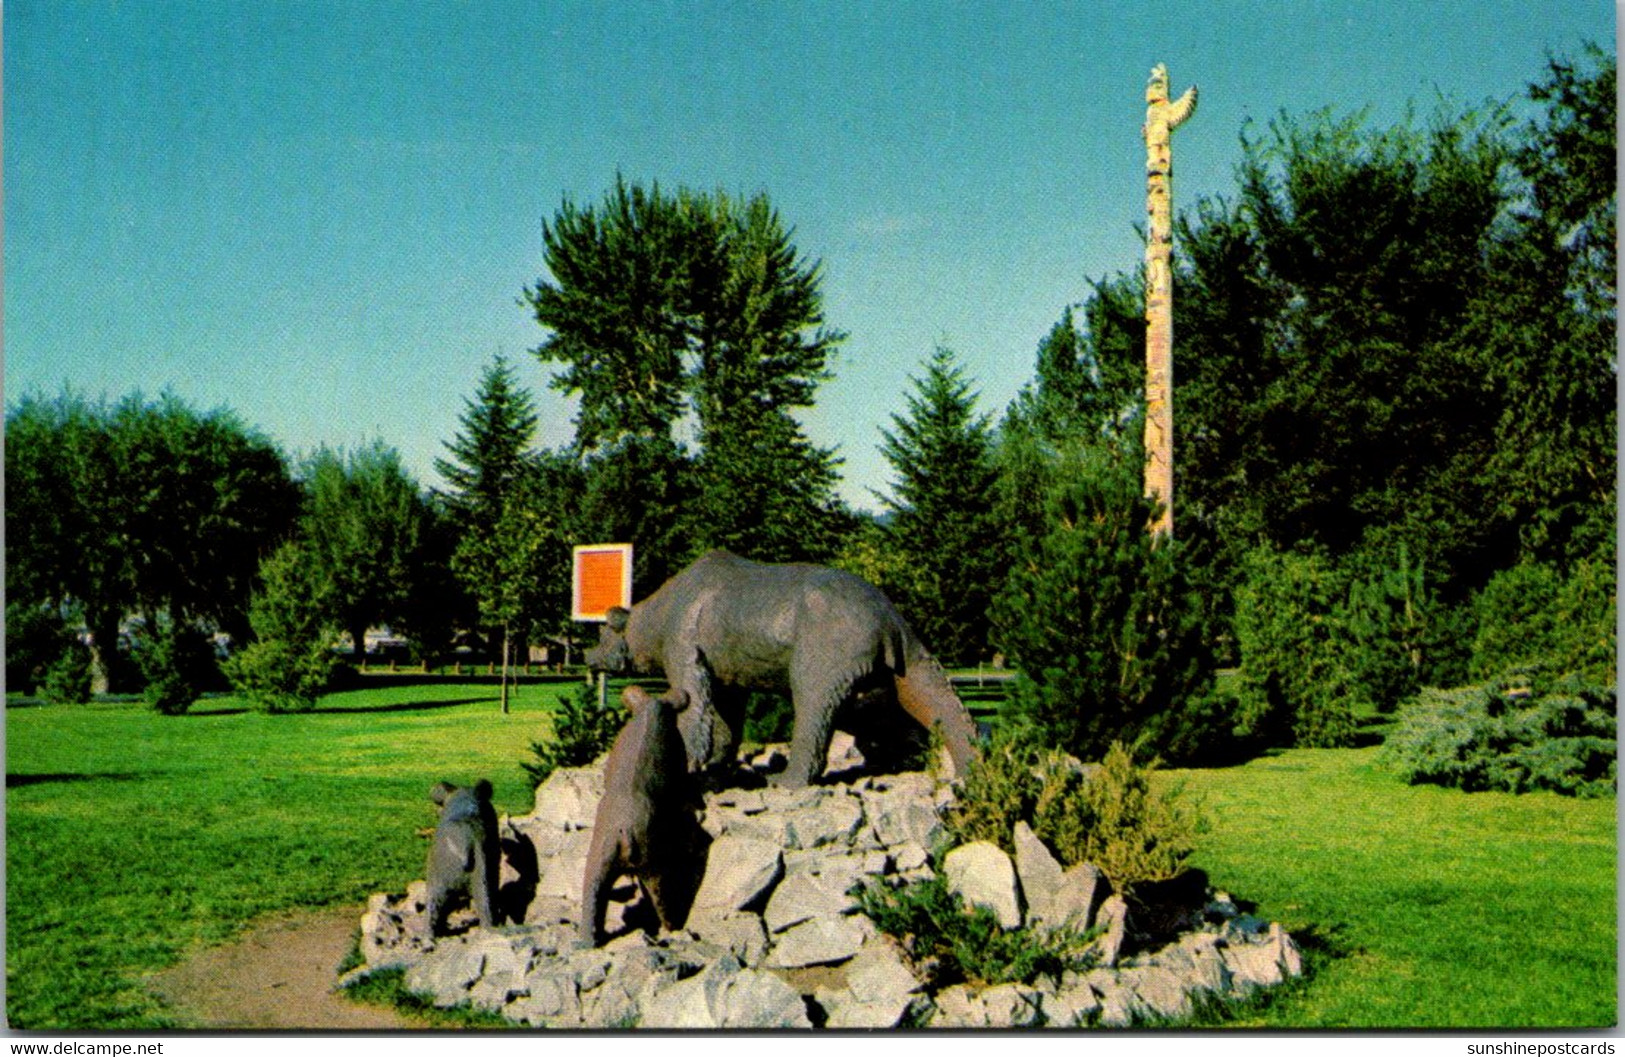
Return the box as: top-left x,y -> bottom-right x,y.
7,772 -> 146,788
316,697 -> 497,715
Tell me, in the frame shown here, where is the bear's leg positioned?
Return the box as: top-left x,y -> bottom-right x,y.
425,889 -> 445,937
578,830 -> 620,946
669,649 -> 731,772
782,660 -> 856,788
641,870 -> 682,934
471,840 -> 497,928
424,833 -> 473,937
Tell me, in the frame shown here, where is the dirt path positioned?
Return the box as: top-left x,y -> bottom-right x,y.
149,905 -> 424,1031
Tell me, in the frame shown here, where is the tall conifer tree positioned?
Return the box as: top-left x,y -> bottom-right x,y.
877,347 -> 1003,664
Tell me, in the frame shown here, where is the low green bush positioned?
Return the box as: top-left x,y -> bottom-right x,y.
225,638 -> 336,713
135,622 -> 220,716
223,541 -> 339,713
943,732 -> 1205,893
38,642 -> 93,705
1470,555 -> 1615,686
522,680 -> 625,787
853,873 -> 1098,988
1060,742 -> 1206,888
941,731 -> 1039,853
1381,674 -> 1616,797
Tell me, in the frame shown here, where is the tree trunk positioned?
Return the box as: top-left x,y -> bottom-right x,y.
500,625 -> 512,715
86,609 -> 121,696
350,620 -> 369,672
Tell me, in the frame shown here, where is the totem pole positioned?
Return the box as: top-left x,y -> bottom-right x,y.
1142,63 -> 1197,538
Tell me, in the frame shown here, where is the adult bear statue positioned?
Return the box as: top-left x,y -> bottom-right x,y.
585,550 -> 980,787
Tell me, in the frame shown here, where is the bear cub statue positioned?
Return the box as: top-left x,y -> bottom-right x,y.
580,685 -> 699,946
424,778 -> 501,937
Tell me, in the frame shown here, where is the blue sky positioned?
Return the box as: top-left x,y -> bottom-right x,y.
5,0 -> 1614,513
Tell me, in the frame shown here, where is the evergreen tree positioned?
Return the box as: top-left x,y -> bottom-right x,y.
434,353 -> 540,534
436,359 -> 580,703
990,448 -> 1214,760
692,407 -> 853,564
224,541 -> 339,713
451,453 -> 580,711
876,347 -> 1004,663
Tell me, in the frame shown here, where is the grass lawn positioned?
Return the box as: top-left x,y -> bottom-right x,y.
5,681 -> 1617,1030
1171,747 -> 1617,1028
5,680 -> 579,1030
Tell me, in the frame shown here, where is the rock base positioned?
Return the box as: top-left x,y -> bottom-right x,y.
350,742 -> 1303,1028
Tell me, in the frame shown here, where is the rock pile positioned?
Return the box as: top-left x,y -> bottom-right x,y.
351,738 -> 1303,1028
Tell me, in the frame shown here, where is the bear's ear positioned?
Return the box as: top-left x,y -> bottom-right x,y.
473,778 -> 493,801
621,685 -> 651,714
606,606 -> 631,633
430,781 -> 456,805
664,688 -> 691,713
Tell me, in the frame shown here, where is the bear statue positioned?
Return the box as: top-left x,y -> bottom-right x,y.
424,778 -> 501,937
586,550 -> 980,788
579,685 -> 702,947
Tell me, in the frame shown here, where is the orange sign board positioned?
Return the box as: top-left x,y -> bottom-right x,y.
572,544 -> 633,622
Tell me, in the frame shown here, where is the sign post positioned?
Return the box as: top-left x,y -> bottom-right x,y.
573,543 -> 633,709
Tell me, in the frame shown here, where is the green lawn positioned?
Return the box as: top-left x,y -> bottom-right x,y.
5,682 -> 1617,1030
5,681 -> 577,1029
1171,747 -> 1617,1028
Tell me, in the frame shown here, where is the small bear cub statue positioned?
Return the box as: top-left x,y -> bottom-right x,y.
424,778 -> 501,937
580,685 -> 696,946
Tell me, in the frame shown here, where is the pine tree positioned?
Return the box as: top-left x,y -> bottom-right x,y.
876,347 -> 1003,664
436,357 -> 550,709
991,448 -> 1214,759
435,354 -> 540,533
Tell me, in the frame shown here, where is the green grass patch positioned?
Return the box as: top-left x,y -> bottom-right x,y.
5,681 -> 581,1030
1170,747 -> 1616,1028
6,682 -> 1615,1030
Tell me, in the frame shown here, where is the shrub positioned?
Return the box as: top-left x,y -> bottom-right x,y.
1340,543 -> 1434,713
134,621 -> 220,715
1470,556 -> 1616,686
942,731 -> 1042,853
1062,742 -> 1205,888
1232,545 -> 1358,747
38,642 -> 93,705
990,451 -> 1215,761
225,638 -> 336,713
853,873 -> 1097,988
944,731 -> 1205,893
6,602 -> 79,696
1381,673 -> 1616,797
522,681 -> 626,788
740,690 -> 795,745
224,541 -> 339,713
